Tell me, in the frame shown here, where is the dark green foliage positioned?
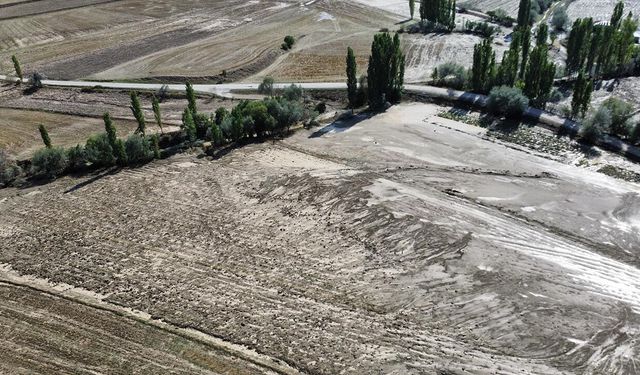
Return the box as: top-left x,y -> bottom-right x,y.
258,77 -> 275,96
102,112 -> 126,164
215,107 -> 229,125
315,101 -> 327,114
496,33 -> 521,87
282,84 -> 303,101
471,38 -> 496,93
130,91 -> 146,135
367,32 -> 405,110
115,139 -> 127,167
193,112 -> 211,139
0,149 -> 21,186
601,97 -> 634,137
551,6 -> 568,31
182,108 -> 197,142
151,134 -> 161,159
566,2 -> 637,78
419,0 -> 456,30
516,0 -> 531,27
346,47 -> 358,109
571,72 -> 593,118
523,45 -> 556,108
487,9 -> 515,27
631,123 -> 640,144
66,144 -> 87,172
185,82 -> 197,115
11,55 -> 22,81
410,0 -> 415,19
580,106 -> 611,142
265,97 -> 305,132
31,147 -> 67,179
536,23 -> 548,46
152,95 -> 163,133
487,86 -> 529,118
237,100 -> 277,137
282,35 -> 295,50
356,74 -> 368,107
39,124 -> 52,149
463,20 -> 499,37
208,122 -> 224,146
518,27 -> 531,79
30,72 -> 44,89
432,62 -> 467,89
124,134 -> 152,165
85,133 -> 115,167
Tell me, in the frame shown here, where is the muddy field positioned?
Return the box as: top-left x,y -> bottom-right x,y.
1,102 -> 639,374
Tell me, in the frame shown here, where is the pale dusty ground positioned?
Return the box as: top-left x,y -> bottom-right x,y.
567,0 -> 640,23
1,102 -> 638,374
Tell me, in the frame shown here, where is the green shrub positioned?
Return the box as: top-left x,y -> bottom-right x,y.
433,62 -> 467,89
315,102 -> 327,114
630,124 -> 640,144
551,6 -> 568,31
283,35 -> 295,50
601,97 -> 634,138
193,112 -> 211,139
215,107 -> 229,125
580,107 -> 612,143
31,147 -> 67,179
282,84 -> 303,101
258,77 -> 275,96
66,144 -> 87,172
85,133 -> 115,167
124,134 -> 152,165
487,86 -> 529,118
0,149 -> 21,187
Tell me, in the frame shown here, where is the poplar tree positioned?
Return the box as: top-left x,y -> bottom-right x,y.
471,38 -> 496,93
38,125 -> 52,149
182,108 -> 197,142
185,82 -> 197,115
346,47 -> 358,109
523,45 -> 556,108
419,0 -> 456,30
571,72 -> 593,118
497,33 -> 521,86
11,55 -> 22,81
410,0 -> 415,19
536,23 -> 548,46
367,32 -> 405,110
103,112 -> 127,165
152,96 -> 163,133
130,91 -> 146,136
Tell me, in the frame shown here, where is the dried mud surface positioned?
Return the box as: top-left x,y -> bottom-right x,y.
1,103 -> 639,374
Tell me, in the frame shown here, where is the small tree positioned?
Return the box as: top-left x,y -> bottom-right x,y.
283,35 -> 295,50
85,133 -> 115,167
409,0 -> 415,19
471,38 -> 496,93
130,91 -> 146,135
151,134 -> 161,159
11,55 -> 22,82
124,134 -> 152,165
215,107 -> 229,125
152,96 -> 163,133
601,97 -> 634,137
66,144 -> 87,172
571,72 -> 593,118
580,106 -> 612,142
182,108 -> 197,142
487,86 -> 529,118
185,82 -> 197,115
346,47 -> 358,109
551,6 -> 568,31
103,112 -> 126,165
258,77 -> 275,96
39,124 -> 52,149
31,147 -> 67,179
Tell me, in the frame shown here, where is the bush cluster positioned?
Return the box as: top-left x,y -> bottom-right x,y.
432,63 -> 467,90
487,86 -> 529,118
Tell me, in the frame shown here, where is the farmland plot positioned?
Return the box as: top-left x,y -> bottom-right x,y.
567,0 -> 640,22
1,103 -> 638,374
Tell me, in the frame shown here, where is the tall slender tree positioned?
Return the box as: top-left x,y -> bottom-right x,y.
367,32 -> 405,110
103,112 -> 127,164
38,125 -> 52,149
471,38 -> 496,93
409,0 -> 415,19
346,47 -> 358,109
130,91 -> 146,136
11,55 -> 22,82
185,82 -> 197,115
523,45 -> 556,108
571,72 -> 593,118
536,23 -> 548,46
152,96 -> 163,134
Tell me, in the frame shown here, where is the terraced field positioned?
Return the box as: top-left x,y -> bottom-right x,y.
567,0 -> 640,22
1,103 -> 639,374
459,0 -> 521,16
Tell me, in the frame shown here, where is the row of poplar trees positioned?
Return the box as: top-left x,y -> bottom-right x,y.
416,0 -> 456,30
566,2 -> 638,78
470,0 -> 555,109
345,32 -> 405,111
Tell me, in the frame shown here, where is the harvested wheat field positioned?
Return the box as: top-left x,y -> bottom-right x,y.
1,103 -> 639,374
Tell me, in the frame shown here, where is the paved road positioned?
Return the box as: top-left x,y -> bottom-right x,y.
2,74 -> 638,160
